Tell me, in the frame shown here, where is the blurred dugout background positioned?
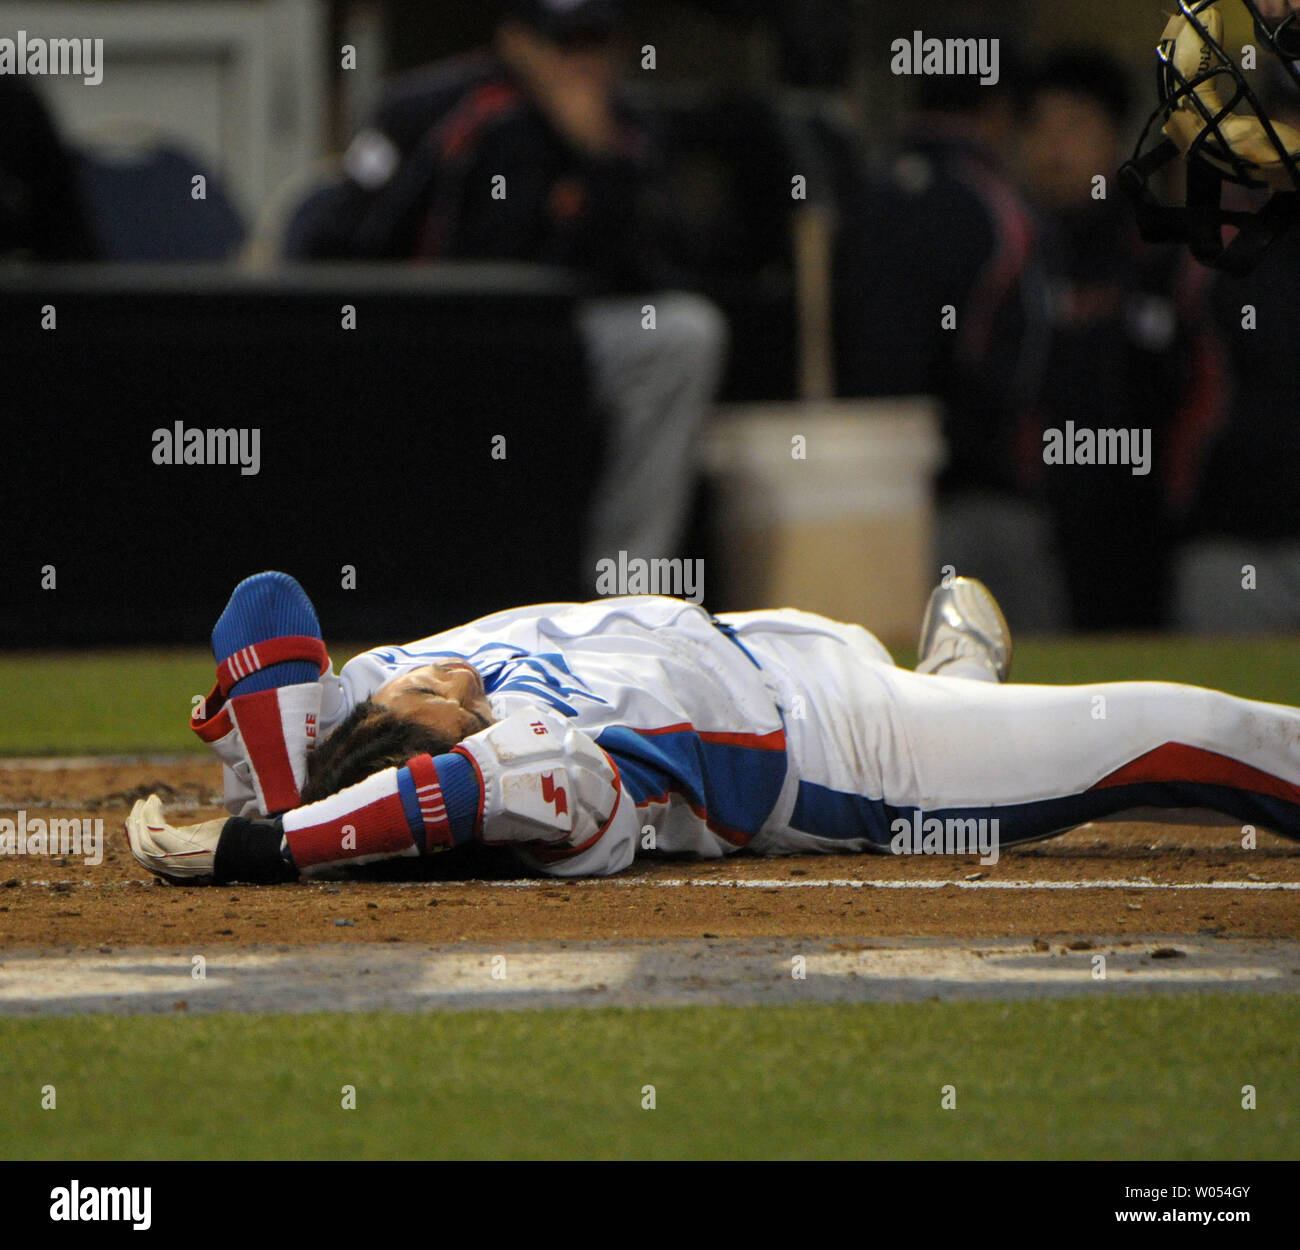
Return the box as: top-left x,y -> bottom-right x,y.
1,0 -> 1295,647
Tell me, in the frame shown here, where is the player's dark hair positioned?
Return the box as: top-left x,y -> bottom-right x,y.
300,700 -> 459,804
913,25 -> 1029,116
1032,47 -> 1134,129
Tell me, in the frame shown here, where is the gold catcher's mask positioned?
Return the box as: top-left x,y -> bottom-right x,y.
1120,0 -> 1300,273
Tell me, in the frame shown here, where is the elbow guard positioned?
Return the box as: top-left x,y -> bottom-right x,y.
455,709 -> 621,851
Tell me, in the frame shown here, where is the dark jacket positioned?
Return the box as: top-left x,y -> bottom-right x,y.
293,52 -> 673,293
0,79 -> 98,261
835,123 -> 1049,496
1187,225 -> 1300,543
1032,200 -> 1209,628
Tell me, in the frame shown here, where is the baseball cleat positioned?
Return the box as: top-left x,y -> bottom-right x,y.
125,794 -> 224,883
916,576 -> 1012,682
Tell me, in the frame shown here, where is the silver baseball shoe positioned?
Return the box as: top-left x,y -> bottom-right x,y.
916,577 -> 1012,682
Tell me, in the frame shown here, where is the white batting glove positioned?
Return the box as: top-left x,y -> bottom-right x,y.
125,795 -> 225,883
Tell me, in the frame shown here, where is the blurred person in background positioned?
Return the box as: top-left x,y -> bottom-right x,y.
293,0 -> 726,578
1172,65 -> 1300,631
1258,0 -> 1300,22
1019,47 -> 1221,631
0,79 -> 99,261
835,27 -> 1065,631
0,73 -> 242,263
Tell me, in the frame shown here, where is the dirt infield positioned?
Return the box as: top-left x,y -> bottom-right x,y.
1,757 -> 1298,951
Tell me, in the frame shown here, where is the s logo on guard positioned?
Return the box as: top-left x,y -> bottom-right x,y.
541,772 -> 569,817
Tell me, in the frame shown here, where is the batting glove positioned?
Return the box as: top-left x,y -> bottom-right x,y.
125,794 -> 225,883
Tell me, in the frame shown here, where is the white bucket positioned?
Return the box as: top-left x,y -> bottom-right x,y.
702,398 -> 944,646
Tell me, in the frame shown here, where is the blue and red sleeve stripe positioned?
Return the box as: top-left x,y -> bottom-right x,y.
595,722 -> 787,847
788,741 -> 1300,846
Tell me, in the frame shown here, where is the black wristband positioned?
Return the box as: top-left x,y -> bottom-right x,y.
213,817 -> 297,885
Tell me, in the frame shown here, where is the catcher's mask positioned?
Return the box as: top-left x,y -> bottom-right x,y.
1120,0 -> 1300,274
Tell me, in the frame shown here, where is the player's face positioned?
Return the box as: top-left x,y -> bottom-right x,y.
1021,90 -> 1119,211
370,661 -> 495,743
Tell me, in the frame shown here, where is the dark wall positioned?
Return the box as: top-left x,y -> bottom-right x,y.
0,264 -> 597,646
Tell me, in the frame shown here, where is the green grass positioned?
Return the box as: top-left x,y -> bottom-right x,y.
0,649 -> 213,756
895,634 -> 1300,703
2,635 -> 1298,756
0,645 -> 374,755
1005,635 -> 1300,701
2,996 -> 1296,1160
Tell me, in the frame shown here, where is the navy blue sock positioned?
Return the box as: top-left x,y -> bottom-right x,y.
212,572 -> 322,696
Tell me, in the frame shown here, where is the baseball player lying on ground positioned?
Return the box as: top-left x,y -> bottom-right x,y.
127,571 -> 1300,883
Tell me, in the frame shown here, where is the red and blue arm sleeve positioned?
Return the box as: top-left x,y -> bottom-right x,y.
274,708 -> 637,877
279,752 -> 479,873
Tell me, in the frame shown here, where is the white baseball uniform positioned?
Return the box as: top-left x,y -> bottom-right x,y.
204,595 -> 1300,877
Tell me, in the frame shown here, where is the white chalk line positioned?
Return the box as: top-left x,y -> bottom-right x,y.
475,876 -> 1300,892
9,876 -> 1299,892
0,754 -> 198,770
4,938 -> 1299,1014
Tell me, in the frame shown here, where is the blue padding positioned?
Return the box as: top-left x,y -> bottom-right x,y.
395,766 -> 427,854
434,753 -> 481,847
596,724 -> 787,841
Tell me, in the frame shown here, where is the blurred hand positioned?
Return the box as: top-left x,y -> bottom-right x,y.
498,24 -> 619,157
